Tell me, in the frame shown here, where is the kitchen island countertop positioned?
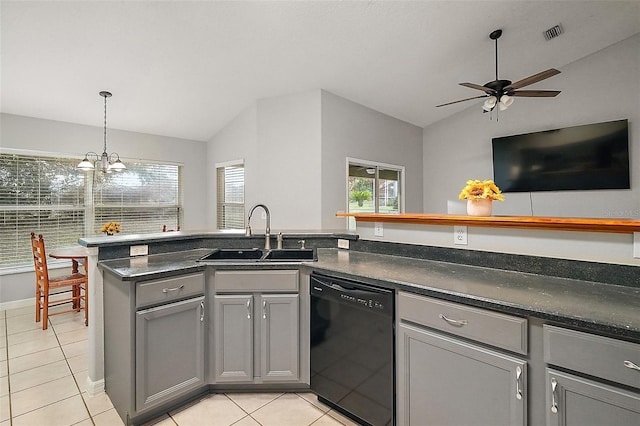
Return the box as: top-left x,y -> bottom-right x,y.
99,247 -> 640,342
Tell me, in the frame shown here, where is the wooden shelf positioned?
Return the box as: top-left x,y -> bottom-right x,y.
336,213 -> 640,234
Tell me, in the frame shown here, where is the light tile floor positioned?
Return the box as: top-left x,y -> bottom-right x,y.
1,306 -> 359,426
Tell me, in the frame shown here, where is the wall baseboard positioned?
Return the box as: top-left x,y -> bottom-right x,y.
0,297 -> 33,312
86,377 -> 105,397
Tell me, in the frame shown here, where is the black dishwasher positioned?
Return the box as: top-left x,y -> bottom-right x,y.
310,273 -> 394,426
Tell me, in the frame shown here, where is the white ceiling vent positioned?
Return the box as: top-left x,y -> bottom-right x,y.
544,24 -> 564,41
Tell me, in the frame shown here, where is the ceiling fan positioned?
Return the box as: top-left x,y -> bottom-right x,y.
436,29 -> 561,112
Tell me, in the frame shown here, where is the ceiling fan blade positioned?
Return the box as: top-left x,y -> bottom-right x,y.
505,68 -> 560,90
511,90 -> 561,97
460,82 -> 492,92
436,95 -> 487,107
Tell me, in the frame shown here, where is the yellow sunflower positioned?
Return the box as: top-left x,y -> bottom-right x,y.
459,179 -> 504,201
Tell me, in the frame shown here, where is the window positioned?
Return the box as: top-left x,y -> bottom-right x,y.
0,152 -> 182,269
216,162 -> 244,230
347,159 -> 404,229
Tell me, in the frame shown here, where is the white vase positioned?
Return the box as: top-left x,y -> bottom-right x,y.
467,199 -> 493,216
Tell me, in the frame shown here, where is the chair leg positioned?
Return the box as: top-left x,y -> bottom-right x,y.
35,288 -> 41,323
42,291 -> 49,330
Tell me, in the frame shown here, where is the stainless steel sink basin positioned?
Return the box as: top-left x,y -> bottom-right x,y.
198,247 -> 317,262
262,248 -> 317,261
199,248 -> 264,261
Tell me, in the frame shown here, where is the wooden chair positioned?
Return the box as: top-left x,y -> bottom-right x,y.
30,232 -> 88,330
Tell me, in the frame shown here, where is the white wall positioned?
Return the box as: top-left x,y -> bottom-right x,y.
208,90 -> 322,230
206,103 -> 258,229
208,89 -> 423,231
0,113 -> 208,304
255,90 -> 322,230
423,34 -> 640,217
320,90 -> 424,229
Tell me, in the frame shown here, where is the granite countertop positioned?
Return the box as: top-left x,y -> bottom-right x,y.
309,249 -> 640,342
99,247 -> 640,342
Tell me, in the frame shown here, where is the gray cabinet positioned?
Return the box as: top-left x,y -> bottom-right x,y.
135,296 -> 205,412
213,270 -> 300,385
103,272 -> 206,425
544,325 -> 640,426
545,369 -> 640,426
213,294 -> 253,382
397,291 -> 527,426
260,294 -> 299,381
398,323 -> 526,426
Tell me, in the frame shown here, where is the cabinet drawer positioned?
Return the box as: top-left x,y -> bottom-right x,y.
136,273 -> 205,309
215,270 -> 298,292
398,291 -> 527,354
544,325 -> 640,390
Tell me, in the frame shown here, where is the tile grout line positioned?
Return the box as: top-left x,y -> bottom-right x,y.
50,318 -> 95,426
222,393 -> 264,426
2,310 -> 14,426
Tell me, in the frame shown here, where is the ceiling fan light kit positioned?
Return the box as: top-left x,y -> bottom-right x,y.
436,28 -> 561,116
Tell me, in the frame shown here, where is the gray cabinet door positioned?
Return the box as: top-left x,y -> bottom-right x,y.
135,296 -> 205,412
260,294 -> 299,382
546,369 -> 640,426
397,323 -> 526,426
214,294 -> 254,383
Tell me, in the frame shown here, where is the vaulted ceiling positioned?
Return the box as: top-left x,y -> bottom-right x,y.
2,1 -> 639,141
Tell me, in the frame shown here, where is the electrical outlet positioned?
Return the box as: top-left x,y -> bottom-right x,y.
374,222 -> 384,237
454,226 -> 468,245
130,245 -> 149,257
337,239 -> 350,249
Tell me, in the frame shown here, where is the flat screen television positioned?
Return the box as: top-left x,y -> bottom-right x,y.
492,119 -> 630,192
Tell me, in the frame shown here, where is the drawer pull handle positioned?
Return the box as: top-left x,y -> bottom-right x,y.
623,360 -> 640,371
246,299 -> 252,320
439,314 -> 468,327
200,301 -> 205,322
162,285 -> 184,293
515,366 -> 523,400
550,377 -> 558,414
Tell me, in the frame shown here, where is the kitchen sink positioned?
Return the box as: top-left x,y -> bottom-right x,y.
199,248 -> 264,261
262,248 -> 317,261
198,248 -> 316,262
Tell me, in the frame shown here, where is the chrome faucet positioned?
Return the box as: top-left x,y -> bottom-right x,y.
246,204 -> 271,250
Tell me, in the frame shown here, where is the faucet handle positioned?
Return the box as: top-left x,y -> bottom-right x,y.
298,239 -> 306,249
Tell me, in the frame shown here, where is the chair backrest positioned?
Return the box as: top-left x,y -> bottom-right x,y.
30,232 -> 50,288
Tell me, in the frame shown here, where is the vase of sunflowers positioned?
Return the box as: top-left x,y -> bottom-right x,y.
458,179 -> 504,216
101,221 -> 121,236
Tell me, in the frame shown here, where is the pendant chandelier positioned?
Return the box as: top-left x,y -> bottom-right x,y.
77,91 -> 126,173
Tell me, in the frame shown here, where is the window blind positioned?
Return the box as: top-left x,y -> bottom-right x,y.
0,153 -> 182,269
216,164 -> 244,229
93,162 -> 181,235
0,153 -> 85,268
